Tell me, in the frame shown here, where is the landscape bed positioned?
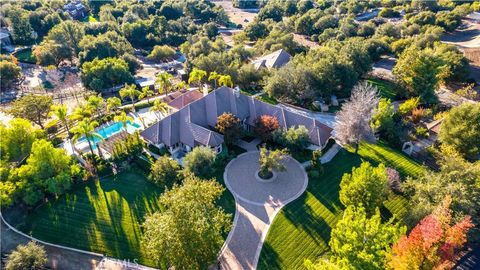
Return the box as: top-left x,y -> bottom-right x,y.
257,142 -> 425,269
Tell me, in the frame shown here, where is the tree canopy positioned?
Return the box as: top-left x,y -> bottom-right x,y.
339,161 -> 389,215
6,95 -> 53,129
183,146 -> 216,178
142,175 -> 231,269
439,103 -> 480,160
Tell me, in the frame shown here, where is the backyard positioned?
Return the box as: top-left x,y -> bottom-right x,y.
257,141 -> 425,269
4,158 -> 238,268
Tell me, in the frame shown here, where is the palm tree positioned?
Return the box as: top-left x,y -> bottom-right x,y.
188,68 -> 207,92
70,105 -> 92,121
86,94 -> 105,118
106,97 -> 122,114
119,84 -> 141,112
150,99 -> 169,120
155,72 -> 174,96
71,120 -> 103,157
49,104 -> 71,137
208,71 -> 220,89
114,111 -> 134,132
139,86 -> 154,104
218,75 -> 233,88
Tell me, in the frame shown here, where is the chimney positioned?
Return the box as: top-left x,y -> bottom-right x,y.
203,83 -> 209,96
233,86 -> 240,98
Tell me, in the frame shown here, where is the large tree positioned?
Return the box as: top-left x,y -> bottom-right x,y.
307,206 -> 405,270
78,31 -> 134,64
334,82 -> 379,153
215,113 -> 242,145
183,146 -> 216,178
404,150 -> 480,227
142,176 -> 231,269
339,161 -> 389,215
393,46 -> 441,103
0,118 -> 45,162
71,120 -> 102,156
7,95 -> 53,129
5,241 -> 47,270
0,60 -> 22,91
388,198 -> 473,270
438,103 -> 480,161
11,139 -> 81,205
147,45 -> 176,63
8,7 -> 35,45
43,20 -> 85,62
81,57 -> 134,91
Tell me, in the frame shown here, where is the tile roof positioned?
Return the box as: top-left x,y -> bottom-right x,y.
168,90 -> 204,110
252,49 -> 292,70
141,87 -> 333,148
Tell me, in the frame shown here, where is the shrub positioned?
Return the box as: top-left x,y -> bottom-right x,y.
273,125 -> 310,151
415,126 -> 429,138
258,147 -> 288,179
111,132 -> 145,164
5,241 -> 47,270
386,167 -> 402,193
254,115 -> 280,142
399,97 -> 420,116
215,113 -> 243,145
183,146 -> 216,178
411,107 -> 425,124
149,156 -> 180,186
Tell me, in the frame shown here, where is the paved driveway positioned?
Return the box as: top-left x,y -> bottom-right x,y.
218,152 -> 308,270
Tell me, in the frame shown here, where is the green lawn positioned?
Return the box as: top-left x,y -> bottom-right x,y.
5,168 -> 235,267
6,172 -> 164,266
14,48 -> 36,64
257,141 -> 425,270
366,78 -> 402,100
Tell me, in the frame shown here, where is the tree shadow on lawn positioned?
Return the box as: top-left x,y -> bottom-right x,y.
257,241 -> 282,270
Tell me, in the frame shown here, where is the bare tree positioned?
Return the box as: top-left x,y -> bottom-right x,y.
334,82 -> 380,153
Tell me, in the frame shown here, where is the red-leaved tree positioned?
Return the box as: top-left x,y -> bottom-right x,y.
388,197 -> 473,270
254,115 -> 280,142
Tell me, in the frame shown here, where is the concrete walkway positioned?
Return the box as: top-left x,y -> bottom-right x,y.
219,152 -> 308,270
301,143 -> 341,168
236,138 -> 262,152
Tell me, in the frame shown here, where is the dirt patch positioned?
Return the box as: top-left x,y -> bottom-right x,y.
214,0 -> 258,27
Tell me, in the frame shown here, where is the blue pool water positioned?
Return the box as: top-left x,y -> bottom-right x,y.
77,121 -> 141,149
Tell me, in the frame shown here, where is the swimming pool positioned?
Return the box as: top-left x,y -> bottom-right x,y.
77,121 -> 141,149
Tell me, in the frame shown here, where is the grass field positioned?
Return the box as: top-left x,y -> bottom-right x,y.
7,169 -> 235,268
7,171 -> 164,266
366,78 -> 402,100
257,141 -> 425,270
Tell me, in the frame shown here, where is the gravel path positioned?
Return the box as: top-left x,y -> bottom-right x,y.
218,152 -> 308,270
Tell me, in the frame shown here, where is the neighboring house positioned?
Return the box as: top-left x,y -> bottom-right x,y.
0,29 -> 14,52
251,49 -> 292,70
63,0 -> 87,20
141,86 -> 333,157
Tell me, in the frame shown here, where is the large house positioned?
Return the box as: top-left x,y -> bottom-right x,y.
63,0 -> 87,20
252,49 -> 292,70
141,87 -> 333,157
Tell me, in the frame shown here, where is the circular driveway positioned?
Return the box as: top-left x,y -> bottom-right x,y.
224,151 -> 307,206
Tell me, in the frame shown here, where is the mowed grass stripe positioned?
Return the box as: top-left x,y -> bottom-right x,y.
258,142 -> 426,269
8,171 -> 165,267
